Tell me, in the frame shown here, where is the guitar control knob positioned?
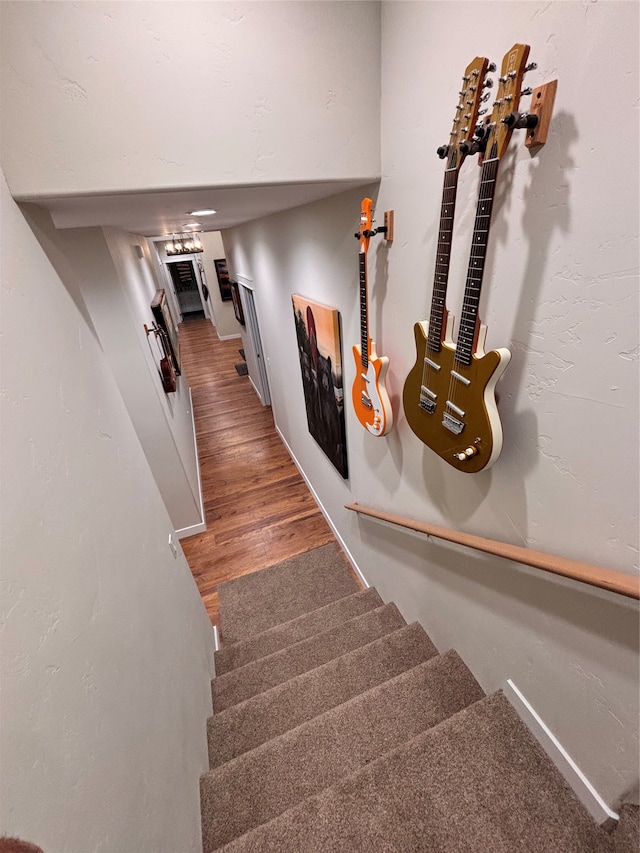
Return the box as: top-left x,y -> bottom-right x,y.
437,144 -> 449,159
454,446 -> 479,461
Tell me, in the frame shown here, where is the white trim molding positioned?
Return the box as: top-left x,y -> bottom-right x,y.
175,388 -> 206,540
217,332 -> 242,341
275,426 -> 370,591
504,679 -> 619,826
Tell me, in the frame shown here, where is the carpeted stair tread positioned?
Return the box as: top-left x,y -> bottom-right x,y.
212,603 -> 406,712
217,691 -> 613,853
200,650 -> 484,850
214,588 -> 383,675
614,805 -> 639,853
218,544 -> 358,644
207,621 -> 439,767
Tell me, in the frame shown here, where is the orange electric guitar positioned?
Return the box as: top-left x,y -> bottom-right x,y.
404,46 -> 535,472
351,198 -> 393,436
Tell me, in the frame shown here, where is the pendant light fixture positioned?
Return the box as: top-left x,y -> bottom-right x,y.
164,230 -> 204,255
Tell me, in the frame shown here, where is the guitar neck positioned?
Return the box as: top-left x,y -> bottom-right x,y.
455,157 -> 500,365
427,168 -> 460,353
359,251 -> 369,368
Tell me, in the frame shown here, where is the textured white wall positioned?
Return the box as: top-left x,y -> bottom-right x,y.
223,0 -> 639,807
0,0 -> 381,198
103,226 -> 203,527
50,223 -> 203,532
0,173 -> 214,851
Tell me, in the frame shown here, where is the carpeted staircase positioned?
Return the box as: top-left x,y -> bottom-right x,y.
200,543 -> 638,852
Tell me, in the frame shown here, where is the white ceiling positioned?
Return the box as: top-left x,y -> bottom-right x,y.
35,179 -> 376,239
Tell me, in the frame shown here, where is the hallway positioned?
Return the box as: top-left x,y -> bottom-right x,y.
178,316 -> 337,630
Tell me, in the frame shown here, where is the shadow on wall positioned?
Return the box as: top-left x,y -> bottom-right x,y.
410,111 -> 577,535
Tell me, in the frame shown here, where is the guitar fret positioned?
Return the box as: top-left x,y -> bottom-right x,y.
452,157 -> 500,355
359,252 -> 369,365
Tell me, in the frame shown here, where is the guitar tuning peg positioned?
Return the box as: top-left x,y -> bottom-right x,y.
480,92 -> 491,103
525,62 -> 537,73
477,108 -> 488,116
483,77 -> 494,89
487,61 -> 497,72
521,87 -> 533,96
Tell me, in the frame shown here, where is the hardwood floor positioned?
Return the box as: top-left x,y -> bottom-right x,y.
178,316 -> 337,630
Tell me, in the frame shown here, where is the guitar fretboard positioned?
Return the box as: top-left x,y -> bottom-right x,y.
427,168 -> 459,352
455,157 -> 500,366
359,252 -> 369,368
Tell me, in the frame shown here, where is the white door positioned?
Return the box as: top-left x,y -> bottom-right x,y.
239,281 -> 271,406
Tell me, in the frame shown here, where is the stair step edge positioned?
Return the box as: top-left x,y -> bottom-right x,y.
207,620 -> 438,767
200,649 -> 485,851
211,602 -> 407,712
214,588 -> 384,675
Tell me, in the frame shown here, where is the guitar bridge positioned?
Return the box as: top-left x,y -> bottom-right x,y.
443,412 -> 465,435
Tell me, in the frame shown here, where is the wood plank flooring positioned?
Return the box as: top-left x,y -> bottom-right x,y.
178,317 -> 337,630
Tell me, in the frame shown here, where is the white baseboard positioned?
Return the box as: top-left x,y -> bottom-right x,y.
217,332 -> 242,341
175,520 -> 206,539
504,680 -> 618,826
275,426 -> 369,590
175,388 -> 207,541
249,375 -> 266,405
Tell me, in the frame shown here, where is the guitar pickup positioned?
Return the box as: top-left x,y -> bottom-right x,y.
361,393 -> 373,409
419,385 -> 436,414
443,412 -> 465,435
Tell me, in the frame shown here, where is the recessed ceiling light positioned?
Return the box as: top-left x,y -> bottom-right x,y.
184,222 -> 201,228
188,208 -> 217,216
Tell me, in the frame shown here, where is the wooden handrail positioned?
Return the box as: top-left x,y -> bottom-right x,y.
345,503 -> 640,601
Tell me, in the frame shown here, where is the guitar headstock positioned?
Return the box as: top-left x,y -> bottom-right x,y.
479,43 -> 532,162
357,197 -> 373,254
441,56 -> 492,169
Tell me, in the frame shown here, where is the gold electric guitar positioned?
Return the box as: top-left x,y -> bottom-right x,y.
403,44 -> 533,472
351,197 -> 393,436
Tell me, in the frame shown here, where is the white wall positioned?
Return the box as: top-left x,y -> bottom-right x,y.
223,0 -> 639,807
0,0 -> 380,198
104,226 -> 204,531
0,172 -> 214,851
36,219 -> 204,533
201,231 -> 242,339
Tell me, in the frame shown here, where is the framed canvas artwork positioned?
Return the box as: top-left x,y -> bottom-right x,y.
292,294 -> 348,478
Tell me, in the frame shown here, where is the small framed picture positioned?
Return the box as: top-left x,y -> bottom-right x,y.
231,281 -> 245,325
213,258 -> 233,301
151,289 -> 181,374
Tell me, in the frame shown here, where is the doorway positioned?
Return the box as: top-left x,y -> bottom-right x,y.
167,259 -> 206,319
238,280 -> 271,406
